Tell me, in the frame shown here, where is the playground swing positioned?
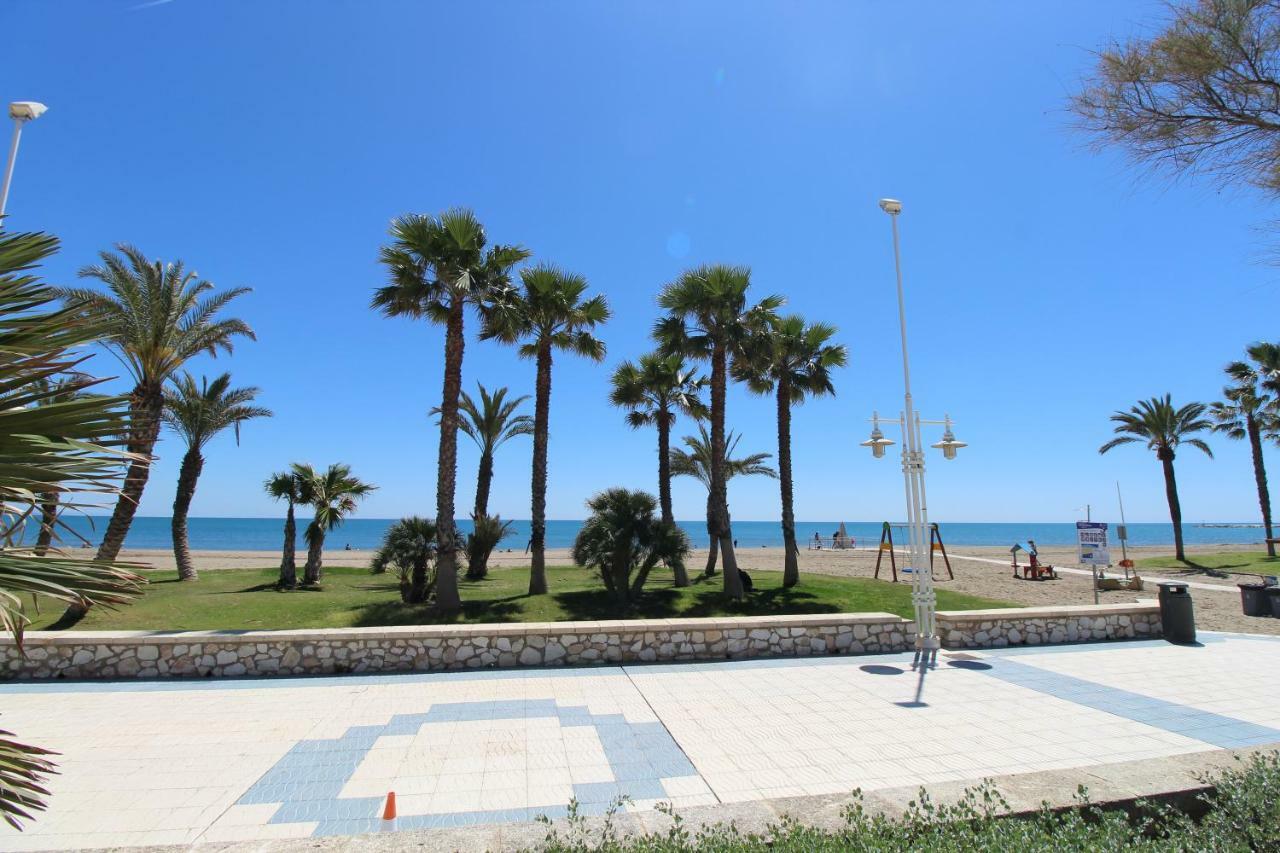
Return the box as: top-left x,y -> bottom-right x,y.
872,521 -> 954,583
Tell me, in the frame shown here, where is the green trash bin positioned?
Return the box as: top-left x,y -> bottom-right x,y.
1158,582 -> 1196,644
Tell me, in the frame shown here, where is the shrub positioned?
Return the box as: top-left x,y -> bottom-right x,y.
370,516 -> 436,603
571,488 -> 690,605
465,513 -> 515,580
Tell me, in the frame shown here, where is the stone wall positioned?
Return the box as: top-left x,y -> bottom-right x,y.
0,612 -> 915,680
937,602 -> 1162,649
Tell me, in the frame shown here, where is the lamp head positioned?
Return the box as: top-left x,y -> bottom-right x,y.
860,412 -> 896,459
930,415 -> 967,461
9,102 -> 47,122
878,198 -> 902,215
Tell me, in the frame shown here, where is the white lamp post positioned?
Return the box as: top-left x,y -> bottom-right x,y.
861,198 -> 966,669
0,101 -> 49,225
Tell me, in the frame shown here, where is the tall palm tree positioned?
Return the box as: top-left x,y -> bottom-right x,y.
56,245 -> 254,568
292,462 -> 375,586
1211,354 -> 1280,556
1099,395 -> 1213,562
656,264 -> 782,599
670,424 -> 777,575
162,373 -> 271,581
483,264 -> 610,595
734,315 -> 847,587
264,469 -> 307,589
372,209 -> 528,612
431,383 -> 533,521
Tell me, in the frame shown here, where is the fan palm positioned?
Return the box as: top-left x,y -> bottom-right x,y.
371,516 -> 437,603
55,245 -> 254,567
431,383 -> 532,523
483,263 -> 610,595
1099,395 -> 1213,561
1211,352 -> 1280,556
571,488 -> 691,606
656,264 -> 783,599
734,315 -> 847,587
372,209 -> 528,612
264,469 -> 307,589
670,423 -> 777,575
609,352 -> 707,586
0,230 -> 143,829
293,462 -> 375,585
162,373 -> 270,581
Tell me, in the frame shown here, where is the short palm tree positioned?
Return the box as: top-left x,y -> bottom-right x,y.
431,383 -> 532,522
1211,354 -> 1280,556
571,488 -> 691,606
372,209 -> 528,612
292,462 -> 375,586
371,516 -> 437,603
162,373 -> 271,581
734,315 -> 847,587
483,264 -> 610,595
656,264 -> 782,599
1099,395 -> 1213,561
0,230 -> 143,829
264,469 -> 307,589
56,245 -> 254,566
670,424 -> 777,575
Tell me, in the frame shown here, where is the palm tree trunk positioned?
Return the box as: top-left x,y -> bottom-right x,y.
34,493 -> 57,556
658,411 -> 690,587
410,554 -> 430,603
704,503 -> 718,575
709,340 -> 744,599
171,447 -> 203,582
1160,450 -> 1186,562
278,501 -> 297,588
59,383 -> 161,626
529,340 -> 552,595
434,299 -> 465,612
1246,415 -> 1276,557
303,525 -> 325,585
96,383 -> 163,563
474,451 -> 494,519
776,380 -> 799,587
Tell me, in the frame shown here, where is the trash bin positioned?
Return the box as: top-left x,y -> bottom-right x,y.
1268,587 -> 1280,618
1158,582 -> 1196,644
1238,582 -> 1271,617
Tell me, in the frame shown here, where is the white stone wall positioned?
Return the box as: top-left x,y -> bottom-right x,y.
937,603 -> 1163,649
0,613 -> 915,680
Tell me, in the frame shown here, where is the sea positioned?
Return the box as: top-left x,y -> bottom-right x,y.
32,517 -> 1273,552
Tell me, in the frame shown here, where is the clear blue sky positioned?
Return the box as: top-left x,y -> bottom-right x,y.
5,0 -> 1278,524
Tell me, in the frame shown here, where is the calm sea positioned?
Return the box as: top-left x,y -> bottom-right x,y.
31,517 -> 1272,552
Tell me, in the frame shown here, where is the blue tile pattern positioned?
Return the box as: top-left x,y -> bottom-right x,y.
236,699 -> 698,837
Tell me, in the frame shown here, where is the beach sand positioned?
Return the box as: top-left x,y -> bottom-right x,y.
109,541 -> 1278,636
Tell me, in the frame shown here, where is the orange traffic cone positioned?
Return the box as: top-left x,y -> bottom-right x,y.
382,791 -> 397,820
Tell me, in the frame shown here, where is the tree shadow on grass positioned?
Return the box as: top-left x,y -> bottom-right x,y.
349,593 -> 526,628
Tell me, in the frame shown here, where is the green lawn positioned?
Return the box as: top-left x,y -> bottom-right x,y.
41,566 -> 1015,632
1136,550 -> 1280,577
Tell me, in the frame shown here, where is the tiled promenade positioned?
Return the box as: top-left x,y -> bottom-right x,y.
1,632 -> 1278,850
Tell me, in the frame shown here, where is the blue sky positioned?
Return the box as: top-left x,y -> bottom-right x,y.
5,0 -> 1279,525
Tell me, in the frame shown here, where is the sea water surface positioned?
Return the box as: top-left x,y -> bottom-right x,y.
35,517 -> 1272,552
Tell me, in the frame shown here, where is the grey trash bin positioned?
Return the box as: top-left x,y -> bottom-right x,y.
1158,582 -> 1196,644
1238,582 -> 1271,617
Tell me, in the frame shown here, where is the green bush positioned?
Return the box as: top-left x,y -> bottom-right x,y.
537,751 -> 1280,852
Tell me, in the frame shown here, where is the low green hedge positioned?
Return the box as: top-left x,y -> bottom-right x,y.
538,752 -> 1280,851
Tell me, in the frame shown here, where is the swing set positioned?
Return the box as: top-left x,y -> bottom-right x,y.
872,521 -> 954,583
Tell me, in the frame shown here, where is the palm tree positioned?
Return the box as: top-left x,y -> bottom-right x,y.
56,245 -> 254,568
162,373 -> 271,581
264,469 -> 307,589
371,516 -> 437,603
656,264 -> 782,599
670,424 -> 777,575
1211,354 -> 1280,556
483,264 -> 610,595
0,230 -> 143,828
30,375 -> 88,556
1099,395 -> 1213,562
734,315 -> 847,587
293,462 -> 375,586
372,209 -> 528,612
432,383 -> 533,522
571,488 -> 691,606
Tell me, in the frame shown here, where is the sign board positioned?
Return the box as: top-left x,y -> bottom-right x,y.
1116,524 -> 1127,542
1076,521 -> 1110,566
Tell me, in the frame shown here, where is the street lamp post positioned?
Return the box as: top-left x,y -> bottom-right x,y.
860,198 -> 966,670
0,101 -> 49,225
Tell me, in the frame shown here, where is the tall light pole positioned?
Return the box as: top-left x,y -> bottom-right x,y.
861,198 -> 966,670
0,101 -> 48,225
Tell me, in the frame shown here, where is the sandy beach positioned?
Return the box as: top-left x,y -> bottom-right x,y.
109,542 -> 1278,636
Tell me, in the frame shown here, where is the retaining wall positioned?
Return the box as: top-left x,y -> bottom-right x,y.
937,602 -> 1162,648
